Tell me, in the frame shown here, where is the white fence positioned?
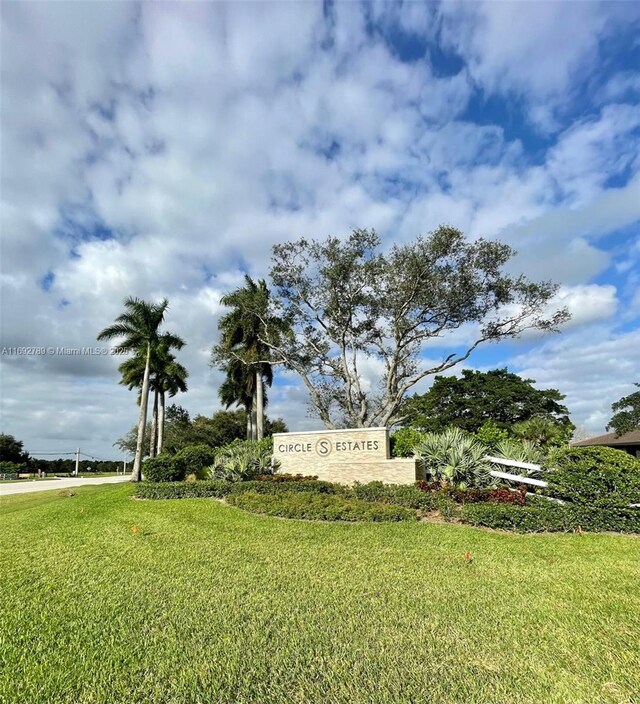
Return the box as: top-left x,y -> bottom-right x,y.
486,456 -> 640,508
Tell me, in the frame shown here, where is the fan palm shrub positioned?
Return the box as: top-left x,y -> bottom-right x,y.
207,438 -> 279,482
493,438 -> 545,468
413,427 -> 493,488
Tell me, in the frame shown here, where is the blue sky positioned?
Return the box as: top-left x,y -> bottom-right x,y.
1,1 -> 639,457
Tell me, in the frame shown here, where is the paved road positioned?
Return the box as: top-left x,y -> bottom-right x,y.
0,475 -> 131,496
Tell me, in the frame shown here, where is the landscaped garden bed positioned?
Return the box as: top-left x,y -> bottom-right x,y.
133,437 -> 640,534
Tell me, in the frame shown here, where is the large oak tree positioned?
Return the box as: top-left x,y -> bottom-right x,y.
264,226 -> 570,428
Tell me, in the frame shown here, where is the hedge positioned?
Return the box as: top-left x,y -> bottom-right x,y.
546,446 -> 640,509
172,445 -> 217,480
226,491 -> 417,522
228,479 -> 340,496
142,455 -> 183,483
345,481 -> 458,517
461,500 -> 640,534
135,480 -> 232,500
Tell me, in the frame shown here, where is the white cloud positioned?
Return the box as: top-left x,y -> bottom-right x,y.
1,1 -> 639,455
511,326 -> 640,433
439,0 -> 639,128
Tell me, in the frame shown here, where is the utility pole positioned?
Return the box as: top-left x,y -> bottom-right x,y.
75,448 -> 80,476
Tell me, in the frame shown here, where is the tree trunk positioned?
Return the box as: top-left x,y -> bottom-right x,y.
246,405 -> 253,441
157,390 -> 165,454
256,369 -> 264,441
251,393 -> 258,442
149,388 -> 158,458
132,344 -> 151,482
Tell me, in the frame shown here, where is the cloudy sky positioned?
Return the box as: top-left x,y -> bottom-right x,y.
1,1 -> 639,460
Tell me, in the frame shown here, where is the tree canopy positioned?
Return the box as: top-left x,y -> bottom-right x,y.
118,408 -> 288,456
0,434 -> 30,465
405,368 -> 574,435
607,383 -> 640,437
265,226 -> 569,428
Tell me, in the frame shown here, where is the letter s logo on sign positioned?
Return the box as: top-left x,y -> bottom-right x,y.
315,439 -> 332,457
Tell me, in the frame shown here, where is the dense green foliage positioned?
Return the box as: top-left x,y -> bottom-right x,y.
474,421 -> 509,450
546,446 -> 640,509
153,408 -> 287,455
461,500 -> 640,534
0,460 -> 24,474
390,427 -> 425,457
0,434 -> 30,465
172,444 -> 217,479
1,485 -> 639,704
135,480 -> 231,500
405,369 -> 573,435
226,490 -> 417,522
255,473 -> 318,482
228,479 -> 339,495
141,455 -> 183,483
346,481 -> 457,515
607,382 -> 640,437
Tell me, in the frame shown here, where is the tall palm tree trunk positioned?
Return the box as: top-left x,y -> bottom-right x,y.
157,390 -> 165,454
251,393 -> 258,441
149,388 -> 159,458
256,369 -> 264,441
246,406 -> 253,441
132,344 -> 151,482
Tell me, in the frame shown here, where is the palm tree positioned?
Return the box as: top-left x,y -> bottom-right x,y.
155,349 -> 188,454
98,297 -> 184,481
214,276 -> 276,441
218,357 -> 271,440
118,336 -> 188,457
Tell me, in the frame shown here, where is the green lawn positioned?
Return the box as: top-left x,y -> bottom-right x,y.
1,485 -> 638,704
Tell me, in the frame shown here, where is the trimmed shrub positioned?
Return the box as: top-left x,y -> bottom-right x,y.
208,438 -> 277,482
449,486 -> 527,506
344,482 -> 460,518
390,428 -> 425,458
142,455 -> 183,483
226,491 -> 417,522
135,480 -> 232,500
546,446 -> 640,509
172,445 -> 217,480
228,479 -> 340,496
461,500 -> 640,534
256,473 -> 319,482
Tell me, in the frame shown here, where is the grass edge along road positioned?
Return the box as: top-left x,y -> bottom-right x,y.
1,483 -> 639,704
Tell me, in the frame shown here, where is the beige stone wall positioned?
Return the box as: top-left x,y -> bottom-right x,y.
272,428 -> 421,485
313,459 -> 422,486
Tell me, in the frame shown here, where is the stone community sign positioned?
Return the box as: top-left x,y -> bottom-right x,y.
272,427 -> 423,485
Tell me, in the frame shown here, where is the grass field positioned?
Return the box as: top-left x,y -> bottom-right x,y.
1,484 -> 639,704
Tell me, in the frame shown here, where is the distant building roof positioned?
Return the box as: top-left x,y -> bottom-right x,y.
572,429 -> 640,447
